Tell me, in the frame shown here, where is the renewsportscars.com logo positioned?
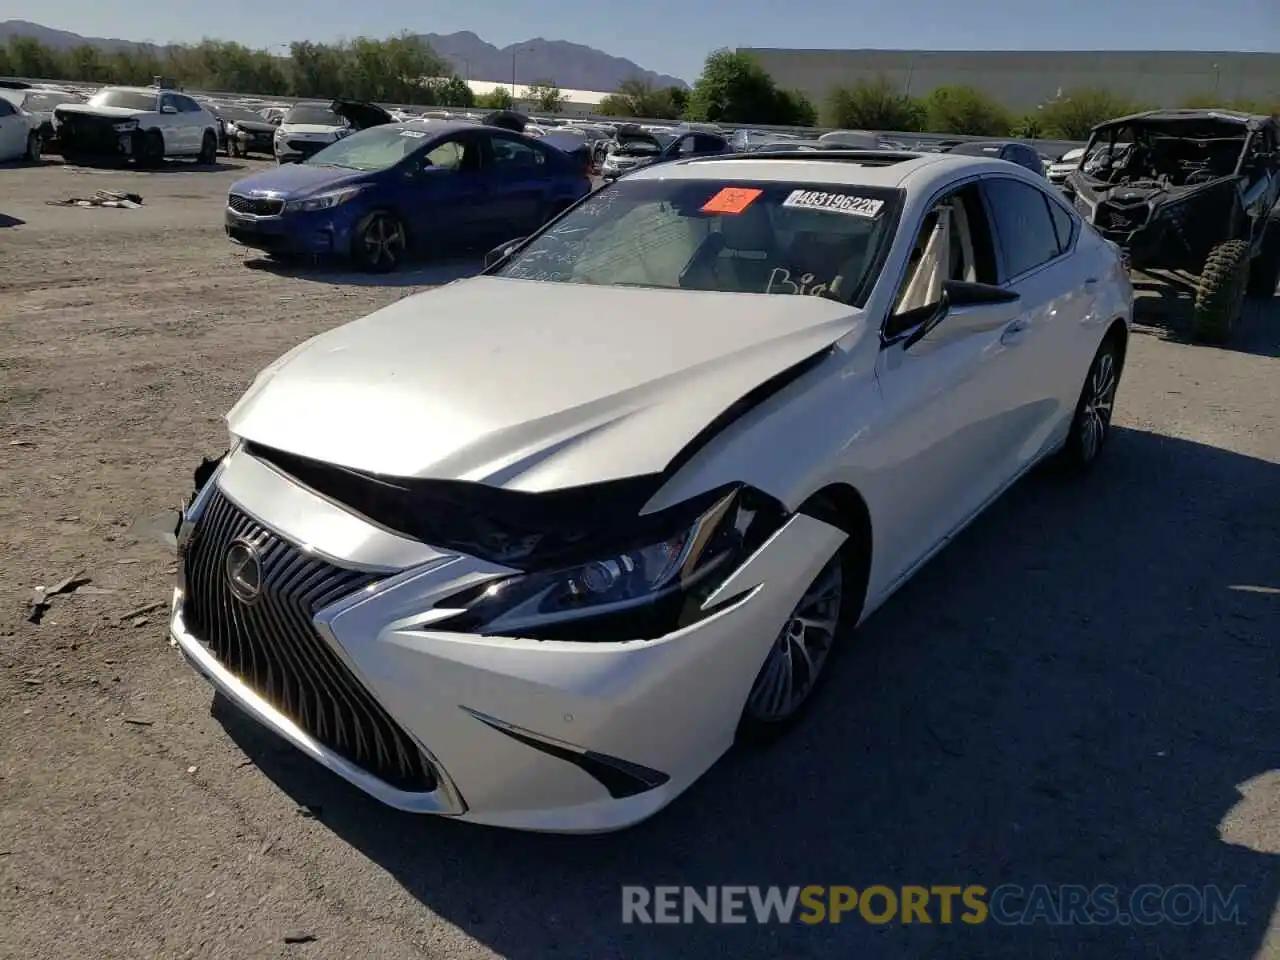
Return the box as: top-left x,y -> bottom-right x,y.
621,885 -> 1248,926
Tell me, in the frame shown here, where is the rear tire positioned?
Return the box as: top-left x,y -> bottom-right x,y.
1058,334 -> 1124,472
23,131 -> 41,163
1245,217 -> 1280,299
1193,239 -> 1250,344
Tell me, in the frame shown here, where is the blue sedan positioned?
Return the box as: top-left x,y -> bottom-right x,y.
224,120 -> 593,271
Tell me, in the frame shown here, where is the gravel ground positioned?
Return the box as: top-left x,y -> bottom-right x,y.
1,158 -> 1277,960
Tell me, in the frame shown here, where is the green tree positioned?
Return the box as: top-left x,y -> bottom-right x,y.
1039,88 -> 1142,140
527,79 -> 566,113
478,87 -> 515,110
1181,92 -> 1277,115
924,85 -> 1011,136
1010,114 -> 1044,139
685,49 -> 811,125
433,75 -> 475,108
598,78 -> 685,119
7,37 -> 61,79
824,77 -> 924,131
0,43 -> 11,77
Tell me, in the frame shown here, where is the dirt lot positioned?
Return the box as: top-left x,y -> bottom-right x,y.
1,158 -> 1278,960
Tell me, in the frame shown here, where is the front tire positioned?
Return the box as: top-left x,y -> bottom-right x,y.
137,130 -> 164,168
1059,334 -> 1123,471
197,131 -> 217,165
737,548 -> 852,743
1193,239 -> 1250,344
351,211 -> 407,273
23,131 -> 41,163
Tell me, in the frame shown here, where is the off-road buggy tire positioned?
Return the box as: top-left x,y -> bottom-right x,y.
1245,215 -> 1280,299
1193,239 -> 1250,344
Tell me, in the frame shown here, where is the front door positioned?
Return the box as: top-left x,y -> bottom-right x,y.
0,98 -> 26,161
402,132 -> 490,254
871,183 -> 1024,583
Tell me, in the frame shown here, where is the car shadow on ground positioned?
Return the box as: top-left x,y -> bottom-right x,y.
0,213 -> 24,228
242,255 -> 483,288
216,426 -> 1279,960
1133,270 -> 1280,358
54,158 -> 247,174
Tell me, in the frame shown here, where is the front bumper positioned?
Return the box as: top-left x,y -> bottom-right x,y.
168,445 -> 845,832
224,205 -> 355,257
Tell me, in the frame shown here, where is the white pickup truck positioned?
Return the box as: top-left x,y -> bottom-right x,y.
53,85 -> 219,165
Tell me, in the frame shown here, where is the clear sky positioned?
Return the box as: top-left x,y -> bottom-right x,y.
6,0 -> 1278,83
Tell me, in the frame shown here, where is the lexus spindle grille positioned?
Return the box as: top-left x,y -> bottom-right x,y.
227,194 -> 284,216
183,488 -> 436,792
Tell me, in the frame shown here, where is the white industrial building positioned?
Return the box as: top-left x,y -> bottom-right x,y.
742,49 -> 1280,114
465,79 -> 611,117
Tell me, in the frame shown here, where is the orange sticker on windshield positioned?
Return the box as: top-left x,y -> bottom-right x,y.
701,187 -> 762,214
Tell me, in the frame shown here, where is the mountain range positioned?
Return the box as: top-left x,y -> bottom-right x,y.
0,20 -> 688,92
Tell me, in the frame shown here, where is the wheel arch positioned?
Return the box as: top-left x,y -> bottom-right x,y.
796,482 -> 873,624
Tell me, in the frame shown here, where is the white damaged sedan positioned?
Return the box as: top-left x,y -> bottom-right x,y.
170,150 -> 1133,833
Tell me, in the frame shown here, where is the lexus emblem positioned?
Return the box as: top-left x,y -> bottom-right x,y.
224,538 -> 263,604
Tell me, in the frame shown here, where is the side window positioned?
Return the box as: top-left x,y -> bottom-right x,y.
423,138 -> 467,171
1046,198 -> 1077,253
693,134 -> 723,154
159,95 -> 176,113
490,135 -> 545,171
675,135 -> 697,156
890,184 -> 998,323
0,99 -> 15,117
983,178 -> 1062,279
177,96 -> 202,113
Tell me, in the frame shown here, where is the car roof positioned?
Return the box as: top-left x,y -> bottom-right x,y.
625,150 -> 1040,193
1098,107 -> 1266,128
99,86 -> 164,95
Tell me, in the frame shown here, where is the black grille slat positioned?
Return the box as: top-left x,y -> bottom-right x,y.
227,194 -> 284,216
184,489 -> 435,792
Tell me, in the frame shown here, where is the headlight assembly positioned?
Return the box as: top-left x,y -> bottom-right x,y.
113,120 -> 138,132
283,185 -> 366,213
431,485 -> 786,642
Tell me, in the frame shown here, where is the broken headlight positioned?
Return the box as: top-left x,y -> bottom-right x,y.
432,485 -> 784,641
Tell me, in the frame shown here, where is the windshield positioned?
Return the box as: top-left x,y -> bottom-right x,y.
285,104 -> 341,126
88,89 -> 158,111
495,178 -> 902,306
305,125 -> 429,171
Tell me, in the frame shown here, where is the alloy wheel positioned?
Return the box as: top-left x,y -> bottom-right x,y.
362,215 -> 405,270
1078,349 -> 1117,462
745,555 -> 843,723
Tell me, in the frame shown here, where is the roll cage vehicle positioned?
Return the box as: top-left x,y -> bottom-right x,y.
1063,109 -> 1280,343
171,150 -> 1132,833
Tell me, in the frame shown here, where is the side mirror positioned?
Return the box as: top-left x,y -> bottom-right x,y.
271,116 -> 282,126
160,104 -> 178,114
485,238 -> 526,269
888,280 -> 1021,349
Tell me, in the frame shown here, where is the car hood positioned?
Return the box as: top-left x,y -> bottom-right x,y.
54,104 -> 147,120
227,277 -> 867,491
228,118 -> 276,134
229,163 -> 369,199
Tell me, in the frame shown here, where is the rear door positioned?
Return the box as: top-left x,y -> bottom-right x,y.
980,175 -> 1097,475
479,131 -> 553,240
